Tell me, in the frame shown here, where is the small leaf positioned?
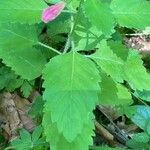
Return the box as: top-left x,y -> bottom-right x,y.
32,126 -> 43,143
42,2 -> 66,23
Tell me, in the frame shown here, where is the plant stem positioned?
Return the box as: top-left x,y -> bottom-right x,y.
38,42 -> 61,55
63,0 -> 84,53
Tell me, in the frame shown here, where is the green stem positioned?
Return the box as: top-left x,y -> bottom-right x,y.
63,0 -> 84,53
38,42 -> 61,55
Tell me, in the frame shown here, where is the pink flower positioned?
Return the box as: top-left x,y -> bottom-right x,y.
42,2 -> 66,23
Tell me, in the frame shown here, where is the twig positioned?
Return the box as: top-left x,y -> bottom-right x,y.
94,120 -> 114,143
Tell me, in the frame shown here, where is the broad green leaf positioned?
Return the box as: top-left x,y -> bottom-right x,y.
127,132 -> 150,149
0,0 -> 47,24
84,0 -> 115,36
111,0 -> 150,29
124,50 -> 150,91
90,40 -> 124,82
43,111 -> 94,150
134,90 -> 150,102
0,23 -> 46,80
43,51 -> 100,141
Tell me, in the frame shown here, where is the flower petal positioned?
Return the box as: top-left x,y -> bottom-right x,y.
42,2 -> 66,23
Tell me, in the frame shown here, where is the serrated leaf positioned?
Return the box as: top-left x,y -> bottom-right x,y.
124,50 -> 150,91
21,81 -> 34,98
0,66 -> 23,91
108,40 -> 129,61
84,0 -> 115,36
11,129 -> 32,150
32,126 -> 43,143
0,0 -> 47,24
0,23 -> 46,80
11,128 -> 45,150
127,132 -> 150,149
90,40 -> 124,82
111,0 -> 150,29
43,51 -> 100,141
43,111 -> 94,150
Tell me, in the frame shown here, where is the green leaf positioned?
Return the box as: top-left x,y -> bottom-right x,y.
43,111 -> 94,150
0,66 -> 23,91
118,106 -> 137,119
90,40 -> 124,82
21,81 -> 34,98
28,96 -> 44,118
99,73 -> 118,105
47,13 -> 70,36
111,0 -> 150,29
6,77 -> 23,91
124,50 -> 150,91
32,126 -> 43,143
84,0 -> 115,36
127,132 -> 150,149
73,10 -> 102,51
11,128 -> 45,150
108,40 -> 129,61
0,23 -> 46,80
117,84 -> 132,105
0,0 -> 47,24
134,90 -> 150,102
99,73 -> 132,106
43,51 -> 100,142
11,129 -> 32,150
